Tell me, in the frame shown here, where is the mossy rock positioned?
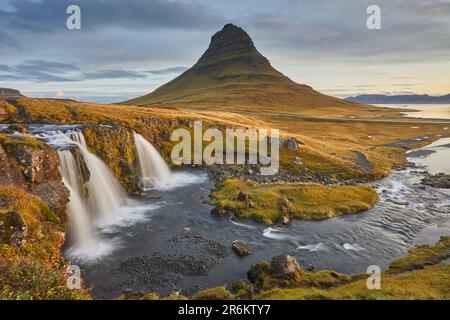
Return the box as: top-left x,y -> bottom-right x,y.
191,286 -> 233,300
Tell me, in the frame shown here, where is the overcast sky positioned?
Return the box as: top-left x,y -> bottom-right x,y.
0,0 -> 449,103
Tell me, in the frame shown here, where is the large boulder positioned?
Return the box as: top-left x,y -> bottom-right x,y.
0,211 -> 28,247
237,191 -> 250,201
281,138 -> 303,150
270,254 -> 302,277
232,241 -> 252,257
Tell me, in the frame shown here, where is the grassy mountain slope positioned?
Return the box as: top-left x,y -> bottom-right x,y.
123,24 -> 394,118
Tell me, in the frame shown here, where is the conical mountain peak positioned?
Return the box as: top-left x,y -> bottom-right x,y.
193,23 -> 271,71
124,24 -> 363,115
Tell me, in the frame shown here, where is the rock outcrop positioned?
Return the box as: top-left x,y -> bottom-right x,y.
270,255 -> 302,277
0,211 -> 28,247
0,134 -> 70,217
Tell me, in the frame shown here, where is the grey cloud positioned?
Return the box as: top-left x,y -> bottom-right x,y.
83,69 -> 147,80
1,0 -> 224,33
245,0 -> 450,63
15,60 -> 79,73
0,60 -> 160,82
0,64 -> 14,72
0,60 -> 80,82
145,66 -> 188,75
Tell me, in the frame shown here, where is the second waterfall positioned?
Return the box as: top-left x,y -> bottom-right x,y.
134,133 -> 172,190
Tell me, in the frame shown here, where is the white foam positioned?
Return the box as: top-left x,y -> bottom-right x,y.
262,227 -> 299,241
229,218 -> 256,229
343,243 -> 366,251
297,243 -> 327,252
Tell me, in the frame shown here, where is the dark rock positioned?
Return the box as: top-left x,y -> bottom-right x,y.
7,124 -> 28,133
0,211 -> 28,247
237,191 -> 250,201
232,241 -> 252,256
270,255 -> 301,277
210,207 -> 221,216
282,138 -> 303,150
421,173 -> 450,189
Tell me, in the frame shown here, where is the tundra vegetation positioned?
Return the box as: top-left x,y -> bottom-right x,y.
0,94 -> 449,299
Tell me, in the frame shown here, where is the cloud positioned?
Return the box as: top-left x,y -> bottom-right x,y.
15,60 -> 79,73
83,69 -> 147,80
0,0 -> 224,33
0,64 -> 14,72
0,60 -> 155,82
145,66 -> 188,75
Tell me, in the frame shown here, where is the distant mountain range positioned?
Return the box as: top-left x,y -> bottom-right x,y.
346,94 -> 450,104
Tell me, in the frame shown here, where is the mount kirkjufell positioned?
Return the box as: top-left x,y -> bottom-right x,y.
124,24 -> 369,114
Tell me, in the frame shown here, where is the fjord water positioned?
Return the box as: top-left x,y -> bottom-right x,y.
378,104 -> 450,119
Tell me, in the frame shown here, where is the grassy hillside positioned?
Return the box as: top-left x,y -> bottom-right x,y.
123,24 -> 399,118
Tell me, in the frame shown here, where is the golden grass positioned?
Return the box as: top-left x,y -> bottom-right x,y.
0,186 -> 90,299
255,264 -> 450,300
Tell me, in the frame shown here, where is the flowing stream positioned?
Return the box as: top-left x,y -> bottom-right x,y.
27,125 -> 449,298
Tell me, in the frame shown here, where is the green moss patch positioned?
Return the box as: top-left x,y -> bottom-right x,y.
211,179 -> 379,224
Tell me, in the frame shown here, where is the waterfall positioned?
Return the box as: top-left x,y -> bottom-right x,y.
68,131 -> 126,223
133,133 -> 172,190
38,130 -> 127,256
58,150 -> 93,249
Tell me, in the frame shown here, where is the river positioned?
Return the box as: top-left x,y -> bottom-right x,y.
75,140 -> 450,299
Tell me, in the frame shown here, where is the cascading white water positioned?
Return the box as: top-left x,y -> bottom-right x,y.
68,131 -> 126,223
58,150 -> 93,249
134,133 -> 172,190
37,130 -> 128,257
